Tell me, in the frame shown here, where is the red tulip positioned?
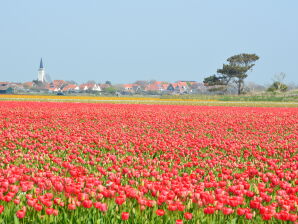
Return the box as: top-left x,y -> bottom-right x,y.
46,208 -> 54,215
156,209 -> 165,216
34,203 -> 43,211
222,207 -> 234,215
68,204 -> 76,210
237,208 -> 246,216
16,210 -> 26,219
53,209 -> 59,216
115,196 -> 126,205
245,212 -> 253,219
99,203 -> 108,212
14,199 -> 20,205
82,200 -> 93,208
184,212 -> 192,220
204,206 -> 216,214
121,212 -> 129,220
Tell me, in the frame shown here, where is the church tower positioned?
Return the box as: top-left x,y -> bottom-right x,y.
37,58 -> 46,82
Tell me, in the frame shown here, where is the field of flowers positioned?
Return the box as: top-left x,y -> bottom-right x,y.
0,101 -> 297,223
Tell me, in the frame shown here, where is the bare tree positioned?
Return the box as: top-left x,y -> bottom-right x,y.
273,72 -> 286,83
271,72 -> 287,91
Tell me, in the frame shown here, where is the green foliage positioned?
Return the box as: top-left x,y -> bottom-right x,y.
227,53 -> 259,67
267,81 -> 288,92
217,64 -> 249,80
203,53 -> 259,95
203,75 -> 225,86
219,53 -> 259,95
160,93 -> 298,102
102,87 -> 117,94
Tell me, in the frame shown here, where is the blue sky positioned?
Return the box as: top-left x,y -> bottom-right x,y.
0,0 -> 297,84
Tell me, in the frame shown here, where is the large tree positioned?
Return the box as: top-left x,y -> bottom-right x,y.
204,53 -> 259,95
203,74 -> 228,92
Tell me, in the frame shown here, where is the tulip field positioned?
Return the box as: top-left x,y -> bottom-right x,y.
0,101 -> 297,223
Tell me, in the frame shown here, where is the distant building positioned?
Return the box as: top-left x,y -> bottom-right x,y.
37,58 -> 46,82
122,84 -> 141,94
0,82 -> 13,94
79,83 -> 102,92
144,81 -> 169,92
62,84 -> 80,92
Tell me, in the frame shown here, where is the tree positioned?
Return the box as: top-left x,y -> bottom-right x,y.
267,72 -> 288,92
267,82 -> 288,92
203,75 -> 228,92
217,64 -> 249,95
203,53 -> 259,95
273,72 -> 286,84
222,53 -> 259,94
203,75 -> 225,86
105,81 -> 112,85
102,86 -> 116,94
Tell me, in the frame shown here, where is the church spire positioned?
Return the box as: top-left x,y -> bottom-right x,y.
39,58 -> 44,69
38,58 -> 46,82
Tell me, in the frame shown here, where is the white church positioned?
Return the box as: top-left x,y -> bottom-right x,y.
37,58 -> 46,82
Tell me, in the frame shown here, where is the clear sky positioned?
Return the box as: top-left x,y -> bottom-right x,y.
0,0 -> 297,85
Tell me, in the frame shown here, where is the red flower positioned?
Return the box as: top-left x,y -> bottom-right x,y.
204,206 -> 216,214
121,212 -> 129,220
115,196 -> 126,205
34,203 -> 43,211
82,200 -> 93,208
184,212 -> 192,220
289,214 -> 297,222
168,204 -> 177,211
262,213 -> 273,221
16,210 -> 26,219
46,208 -> 54,215
237,208 -> 246,216
222,207 -> 234,215
68,204 -> 76,210
53,209 -> 59,216
99,203 -> 108,212
0,205 -> 4,214
14,199 -> 20,205
245,212 -> 253,219
156,209 -> 165,216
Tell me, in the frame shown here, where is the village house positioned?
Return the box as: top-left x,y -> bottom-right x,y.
23,82 -> 34,89
170,81 -> 190,94
79,83 -> 101,92
0,82 -> 13,94
99,83 -> 111,89
46,80 -> 69,92
123,84 -> 134,91
62,84 -> 80,93
144,81 -> 169,93
122,84 -> 141,94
